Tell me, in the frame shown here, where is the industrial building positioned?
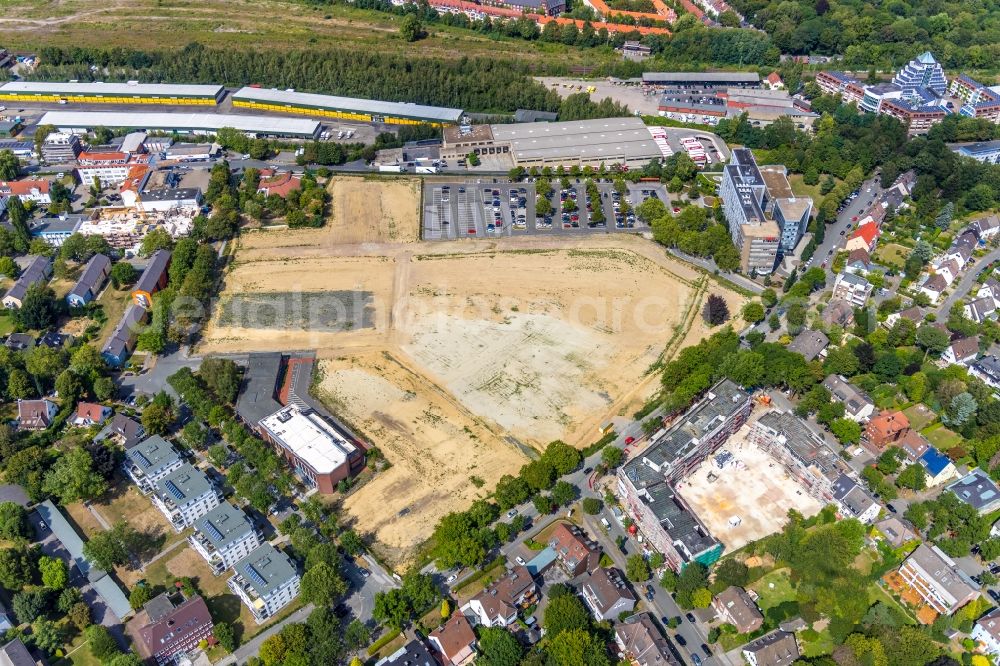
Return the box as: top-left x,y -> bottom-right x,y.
617,379 -> 753,571
37,111 -> 321,139
442,117 -> 667,169
0,81 -> 224,105
642,72 -> 760,89
231,87 -> 463,126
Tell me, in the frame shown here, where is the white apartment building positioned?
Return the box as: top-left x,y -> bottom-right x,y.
973,608 -> 1000,657
125,435 -> 184,494
831,272 -> 873,307
227,543 -> 301,623
151,464 -> 221,532
189,502 -> 261,575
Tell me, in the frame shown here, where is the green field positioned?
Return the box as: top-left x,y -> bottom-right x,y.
922,425 -> 963,451
875,243 -> 910,269
0,0 -> 609,67
902,403 -> 937,431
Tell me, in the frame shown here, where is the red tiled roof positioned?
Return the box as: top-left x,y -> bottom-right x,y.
78,151 -> 129,163
430,0 -> 528,18
429,613 -> 476,663
0,179 -> 50,196
258,171 -> 302,199
850,222 -> 879,245
537,15 -> 671,34
75,402 -> 108,422
120,164 -> 151,194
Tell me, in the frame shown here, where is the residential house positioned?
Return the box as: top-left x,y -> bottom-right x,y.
863,411 -> 910,451
614,613 -> 681,666
4,333 -> 34,351
101,304 -> 147,367
936,258 -> 961,285
257,170 -> 302,198
0,178 -> 51,205
965,297 -> 997,324
712,586 -> 764,634
844,248 -> 877,275
831,474 -> 880,524
831,272 -> 873,307
3,255 -> 52,309
72,402 -> 112,427
918,447 -> 958,487
0,638 -> 39,666
897,543 -> 980,616
67,253 -> 111,307
979,278 -> 1000,308
38,331 -> 70,349
29,214 -> 86,247
125,435 -> 183,493
133,593 -> 214,665
580,567 -> 636,621
972,214 -> 1000,242
822,375 -> 875,422
95,413 -> 144,448
947,469 -> 1000,515
227,543 -> 301,624
548,523 -> 601,577
884,306 -> 923,329
151,464 -> 221,532
898,429 -> 930,461
821,299 -> 854,328
765,72 -> 784,89
16,399 -> 57,430
971,355 -> 1000,390
428,612 -> 477,666
189,502 -> 262,575
132,249 -> 171,308
787,329 -> 828,361
874,516 -> 918,548
376,640 -> 436,666
973,607 -> 1000,657
942,336 -> 980,366
465,566 -> 536,627
919,274 -> 948,304
742,630 -> 800,666
845,222 -> 879,253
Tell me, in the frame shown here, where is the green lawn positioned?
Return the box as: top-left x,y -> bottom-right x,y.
57,635 -> 101,666
868,581 -> 916,624
902,404 -> 937,431
788,173 -> 836,204
0,312 -> 12,337
749,568 -> 796,611
801,627 -> 835,657
923,425 -> 963,451
875,243 -> 910,269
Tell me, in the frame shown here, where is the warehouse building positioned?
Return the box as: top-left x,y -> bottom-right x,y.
0,81 -> 224,106
231,87 -> 463,126
642,72 -> 761,90
37,111 -> 321,139
441,117 -> 666,168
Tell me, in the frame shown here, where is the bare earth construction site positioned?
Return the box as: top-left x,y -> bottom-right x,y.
199,176 -> 747,564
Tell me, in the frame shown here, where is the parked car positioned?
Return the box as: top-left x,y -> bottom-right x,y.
691,654 -> 702,666
675,634 -> 687,646
516,556 -> 526,565
701,644 -> 712,656
446,573 -> 457,583
583,467 -> 593,474
507,508 -> 518,518
685,613 -> 696,623
625,436 -> 635,445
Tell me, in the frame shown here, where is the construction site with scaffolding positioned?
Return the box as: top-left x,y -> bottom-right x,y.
75,205 -> 197,252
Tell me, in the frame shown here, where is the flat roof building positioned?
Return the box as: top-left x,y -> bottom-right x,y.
898,543 -> 980,616
259,405 -> 360,494
490,117 -> 664,168
643,72 -> 760,88
38,111 -> 321,139
125,435 -> 183,494
232,87 -> 463,125
189,502 -> 262,575
227,543 -> 300,624
0,80 -> 224,105
151,463 -> 221,532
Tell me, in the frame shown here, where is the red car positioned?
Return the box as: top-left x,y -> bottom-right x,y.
571,213 -> 579,221
851,215 -> 858,222
625,436 -> 635,445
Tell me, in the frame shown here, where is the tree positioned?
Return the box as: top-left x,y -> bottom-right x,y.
551,480 -> 576,506
478,626 -> 524,666
301,561 -> 349,606
32,617 -> 63,656
691,588 -> 712,608
0,149 -> 19,180
601,446 -> 624,468
344,619 -> 370,651
399,14 -> 424,41
129,584 -> 155,609
86,625 -> 120,661
401,571 -> 438,612
106,656 -> 143,666
830,418 -> 862,445
68,600 -> 92,630
140,228 -> 174,256
110,261 -> 138,288
372,588 -> 411,629
200,358 -> 242,404
897,464 -> 927,491
543,440 -> 582,475
42,448 -> 108,504
214,621 -> 237,652
141,403 -> 174,435
13,283 -> 61,331
0,502 -> 30,541
520,459 -> 556,491
38,555 -> 68,590
741,301 -> 765,323
626,554 -> 651,581
703,294 -> 730,326
916,324 -> 950,356
714,558 -> 750,587
82,521 -> 141,571
545,628 -> 609,666
340,529 -> 364,556
12,588 -> 50,624
0,256 -> 18,279
544,593 -> 591,637
0,547 -> 35,590
582,497 -> 602,514
493,474 -> 530,510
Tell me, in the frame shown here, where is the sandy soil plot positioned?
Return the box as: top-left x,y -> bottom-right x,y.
315,351 -> 529,564
326,177 -> 421,244
676,428 -> 823,551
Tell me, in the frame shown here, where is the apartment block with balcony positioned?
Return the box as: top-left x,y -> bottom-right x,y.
125,435 -> 183,494
189,502 -> 261,575
151,464 -> 221,532
897,543 -> 979,616
227,543 -> 300,624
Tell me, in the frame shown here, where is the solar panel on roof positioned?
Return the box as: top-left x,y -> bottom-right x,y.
203,521 -> 225,542
165,480 -> 184,500
132,451 -> 152,467
245,564 -> 267,587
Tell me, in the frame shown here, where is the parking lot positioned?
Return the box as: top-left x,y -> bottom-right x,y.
422,180 -> 666,241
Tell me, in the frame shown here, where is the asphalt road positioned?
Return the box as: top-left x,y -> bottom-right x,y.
936,246 -> 1000,316
805,176 -> 884,276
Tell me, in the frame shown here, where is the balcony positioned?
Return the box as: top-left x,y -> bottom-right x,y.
151,495 -> 186,531
227,575 -> 270,623
187,534 -> 225,574
124,464 -> 154,494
